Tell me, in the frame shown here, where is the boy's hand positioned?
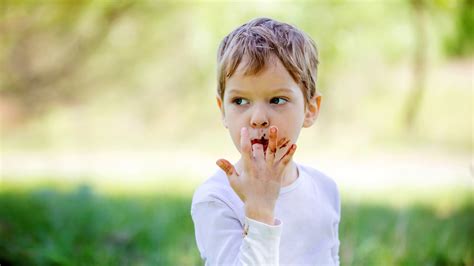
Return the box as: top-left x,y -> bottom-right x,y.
216,126 -> 296,225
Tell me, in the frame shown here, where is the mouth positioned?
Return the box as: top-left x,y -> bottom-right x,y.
251,137 -> 269,152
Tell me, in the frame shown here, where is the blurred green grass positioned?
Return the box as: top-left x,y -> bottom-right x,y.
0,183 -> 472,266
0,185 -> 200,266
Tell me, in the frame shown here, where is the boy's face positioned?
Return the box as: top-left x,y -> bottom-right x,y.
217,55 -> 321,157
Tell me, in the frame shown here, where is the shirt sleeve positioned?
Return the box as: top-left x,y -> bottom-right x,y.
330,181 -> 341,265
191,200 -> 282,265
331,220 -> 340,265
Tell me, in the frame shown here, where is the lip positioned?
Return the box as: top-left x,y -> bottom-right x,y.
251,137 -> 269,152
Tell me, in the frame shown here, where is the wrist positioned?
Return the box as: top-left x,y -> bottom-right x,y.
245,203 -> 275,225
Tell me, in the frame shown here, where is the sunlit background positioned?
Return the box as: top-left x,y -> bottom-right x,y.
1,0 -> 472,265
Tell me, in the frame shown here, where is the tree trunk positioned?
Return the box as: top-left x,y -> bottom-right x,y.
403,0 -> 428,130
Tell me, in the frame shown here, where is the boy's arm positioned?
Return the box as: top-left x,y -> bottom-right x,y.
332,220 -> 340,265
191,199 -> 282,265
199,126 -> 294,265
331,181 -> 341,265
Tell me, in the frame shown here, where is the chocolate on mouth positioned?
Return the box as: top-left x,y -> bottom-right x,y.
251,137 -> 269,152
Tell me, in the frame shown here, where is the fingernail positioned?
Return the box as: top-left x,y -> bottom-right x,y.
270,127 -> 276,134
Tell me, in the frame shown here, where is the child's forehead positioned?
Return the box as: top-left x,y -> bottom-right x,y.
226,86 -> 297,97
234,54 -> 280,76
226,57 -> 301,96
227,55 -> 295,86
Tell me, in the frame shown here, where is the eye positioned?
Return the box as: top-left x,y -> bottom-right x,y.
270,97 -> 288,105
232,97 -> 249,105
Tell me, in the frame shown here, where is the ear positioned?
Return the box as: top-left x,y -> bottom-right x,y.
303,92 -> 322,128
216,96 -> 228,128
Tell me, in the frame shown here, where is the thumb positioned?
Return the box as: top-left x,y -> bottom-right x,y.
216,159 -> 239,186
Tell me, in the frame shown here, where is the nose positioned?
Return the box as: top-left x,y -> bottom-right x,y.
250,104 -> 269,128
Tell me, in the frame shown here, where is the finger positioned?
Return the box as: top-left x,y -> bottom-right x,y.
252,143 -> 265,166
240,127 -> 252,167
277,138 -> 290,149
277,144 -> 297,169
216,159 -> 239,186
267,126 -> 278,166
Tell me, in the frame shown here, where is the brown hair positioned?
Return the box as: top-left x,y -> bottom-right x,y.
217,17 -> 319,103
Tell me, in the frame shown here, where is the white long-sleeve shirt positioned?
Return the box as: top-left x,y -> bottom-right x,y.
191,163 -> 341,265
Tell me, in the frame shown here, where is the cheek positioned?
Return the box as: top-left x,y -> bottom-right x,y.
227,121 -> 243,148
276,110 -> 304,130
226,111 -> 244,130
271,122 -> 303,146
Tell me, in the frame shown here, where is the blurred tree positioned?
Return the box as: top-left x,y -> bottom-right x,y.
0,0 -> 134,127
444,0 -> 474,57
403,0 -> 473,129
0,1 -> 468,147
403,0 -> 428,130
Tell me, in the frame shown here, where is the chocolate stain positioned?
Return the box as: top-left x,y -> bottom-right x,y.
278,138 -> 290,149
277,137 -> 286,146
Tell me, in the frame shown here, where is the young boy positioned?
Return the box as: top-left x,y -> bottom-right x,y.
191,17 -> 340,265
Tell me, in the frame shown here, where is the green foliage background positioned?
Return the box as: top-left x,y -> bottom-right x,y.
1,0 -> 471,152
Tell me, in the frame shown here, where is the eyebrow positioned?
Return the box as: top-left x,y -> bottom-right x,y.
272,88 -> 296,94
227,87 -> 295,95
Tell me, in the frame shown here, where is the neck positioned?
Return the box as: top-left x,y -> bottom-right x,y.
235,159 -> 299,187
